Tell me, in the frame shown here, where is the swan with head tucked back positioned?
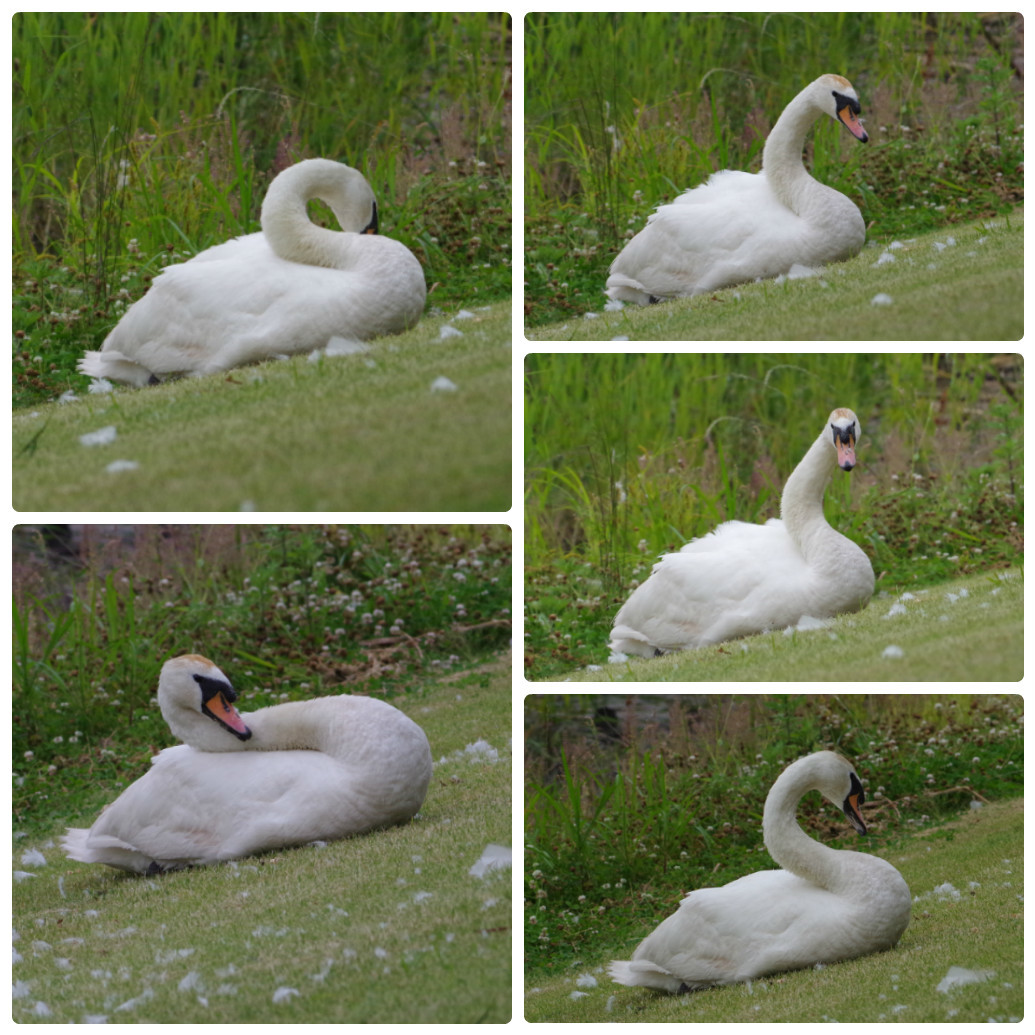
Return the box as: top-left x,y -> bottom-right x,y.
610,751 -> 911,993
606,74 -> 868,305
610,408 -> 874,656
61,654 -> 433,874
78,159 -> 427,386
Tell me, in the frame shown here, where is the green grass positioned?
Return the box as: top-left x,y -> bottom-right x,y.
525,209 -> 1023,340
13,660 -> 511,1023
525,797 -> 1022,1022
558,567 -> 1022,681
13,302 -> 511,511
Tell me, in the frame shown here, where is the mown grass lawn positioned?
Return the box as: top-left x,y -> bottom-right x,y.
13,657 -> 512,1024
548,568 -> 1022,682
525,209 -> 1022,341
13,302 -> 511,512
525,797 -> 1022,1023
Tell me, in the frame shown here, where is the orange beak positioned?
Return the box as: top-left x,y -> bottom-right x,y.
838,104 -> 869,142
836,432 -> 858,471
203,689 -> 251,740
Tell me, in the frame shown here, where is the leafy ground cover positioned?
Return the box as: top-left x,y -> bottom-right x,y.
524,12 -> 1023,329
524,693 -> 1023,1022
524,353 -> 1023,680
13,13 -> 511,409
13,302 -> 511,512
14,524 -> 512,820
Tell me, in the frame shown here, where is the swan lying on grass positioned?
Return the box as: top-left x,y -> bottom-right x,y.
79,159 -> 426,386
62,654 -> 432,873
606,75 -> 869,305
609,751 -> 911,992
610,408 -> 874,656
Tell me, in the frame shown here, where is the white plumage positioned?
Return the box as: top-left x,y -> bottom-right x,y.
609,751 -> 912,993
61,654 -> 432,874
79,159 -> 426,386
606,74 -> 868,305
610,407 -> 875,656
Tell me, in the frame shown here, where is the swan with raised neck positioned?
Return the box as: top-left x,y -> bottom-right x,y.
605,74 -> 869,304
608,751 -> 912,993
609,407 -> 875,655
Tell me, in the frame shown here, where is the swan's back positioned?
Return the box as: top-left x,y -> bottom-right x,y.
95,232 -> 424,381
62,693 -> 432,874
620,857 -> 909,991
612,518 -> 831,654
79,158 -> 426,384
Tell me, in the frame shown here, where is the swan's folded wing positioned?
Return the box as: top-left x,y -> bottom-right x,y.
607,171 -> 810,299
611,520 -> 814,651
631,870 -> 870,987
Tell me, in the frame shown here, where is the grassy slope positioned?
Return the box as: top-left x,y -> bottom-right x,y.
13,303 -> 511,512
526,209 -> 1023,341
13,658 -> 511,1023
525,797 -> 1022,1023
555,568 -> 1022,682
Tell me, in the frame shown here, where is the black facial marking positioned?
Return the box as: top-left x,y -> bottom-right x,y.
832,90 -> 861,116
363,200 -> 379,235
832,420 -> 857,447
193,672 -> 237,705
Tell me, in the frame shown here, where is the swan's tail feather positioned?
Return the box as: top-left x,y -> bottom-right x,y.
78,350 -> 159,388
60,828 -> 156,874
609,625 -> 661,659
609,959 -> 684,993
59,828 -> 93,863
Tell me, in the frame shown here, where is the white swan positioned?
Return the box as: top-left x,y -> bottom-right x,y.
609,751 -> 911,992
610,408 -> 874,657
61,654 -> 432,873
606,74 -> 868,305
78,159 -> 427,386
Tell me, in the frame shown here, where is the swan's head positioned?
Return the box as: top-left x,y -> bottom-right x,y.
827,407 -> 862,471
814,74 -> 868,143
158,654 -> 252,750
796,750 -> 868,834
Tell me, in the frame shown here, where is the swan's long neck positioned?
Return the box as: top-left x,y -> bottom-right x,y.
761,87 -> 823,210
779,429 -> 838,557
762,761 -> 848,892
240,703 -> 329,752
260,161 -> 376,268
